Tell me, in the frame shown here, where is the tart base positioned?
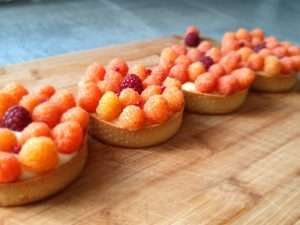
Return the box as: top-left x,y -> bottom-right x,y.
252,72 -> 298,92
89,111 -> 183,148
0,138 -> 88,207
182,86 -> 248,114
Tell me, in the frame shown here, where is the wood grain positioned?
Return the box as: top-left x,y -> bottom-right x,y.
1,36 -> 300,225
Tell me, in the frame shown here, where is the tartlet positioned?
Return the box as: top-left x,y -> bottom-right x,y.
220,28 -> 300,92
78,58 -> 184,148
0,83 -> 89,206
158,26 -> 255,114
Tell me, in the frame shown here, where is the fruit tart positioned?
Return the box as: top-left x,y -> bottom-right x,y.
0,83 -> 88,206
78,58 -> 184,148
221,28 -> 300,92
158,27 -> 255,114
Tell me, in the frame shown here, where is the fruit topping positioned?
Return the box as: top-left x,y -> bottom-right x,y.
200,56 -> 214,70
185,32 -> 200,47
52,121 -> 83,154
120,74 -> 144,94
253,43 -> 266,53
32,102 -> 62,128
119,88 -> 141,107
96,91 -> 122,121
0,128 -> 17,152
118,105 -> 145,131
61,107 -> 89,130
78,82 -> 102,113
0,154 -> 21,183
2,106 -> 31,131
49,90 -> 76,113
19,122 -> 52,145
162,86 -> 184,112
19,137 -> 58,174
143,95 -> 170,124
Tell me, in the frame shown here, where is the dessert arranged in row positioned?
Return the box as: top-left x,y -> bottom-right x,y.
0,83 -> 88,206
77,58 -> 184,148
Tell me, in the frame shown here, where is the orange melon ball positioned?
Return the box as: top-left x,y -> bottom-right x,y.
52,121 -> 83,154
0,154 -> 21,183
85,63 -> 106,83
2,82 -> 28,105
19,122 -> 52,146
118,105 -> 145,131
49,90 -> 76,113
78,82 -> 102,113
107,58 -> 128,76
247,53 -> 264,71
162,86 -> 184,112
143,95 -> 170,124
61,107 -> 89,130
129,64 -> 147,81
195,72 -> 217,93
119,88 -> 142,107
217,75 -> 239,96
263,56 -> 281,76
141,85 -> 162,103
188,62 -> 206,81
96,91 -> 122,121
187,48 -> 204,62
19,137 -> 58,174
197,41 -> 213,53
0,129 -> 17,152
169,64 -> 188,83
160,48 -> 178,65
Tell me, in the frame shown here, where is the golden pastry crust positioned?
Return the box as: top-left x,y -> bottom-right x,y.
252,72 -> 297,92
0,138 -> 87,207
182,88 -> 248,114
89,111 -> 183,148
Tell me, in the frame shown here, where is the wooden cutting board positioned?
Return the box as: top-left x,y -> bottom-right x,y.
0,36 -> 300,225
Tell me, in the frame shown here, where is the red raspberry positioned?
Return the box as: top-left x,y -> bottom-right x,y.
120,74 -> 143,94
200,56 -> 214,70
2,106 -> 31,131
253,43 -> 266,53
184,32 -> 201,47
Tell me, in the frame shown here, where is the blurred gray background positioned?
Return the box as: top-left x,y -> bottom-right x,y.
0,0 -> 299,65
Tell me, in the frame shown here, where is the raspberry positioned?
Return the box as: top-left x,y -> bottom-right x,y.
2,82 -> 28,105
0,92 -> 14,119
19,94 -> 44,113
19,137 -> 58,174
120,74 -> 143,94
200,56 -> 214,70
84,63 -> 106,83
19,122 -> 51,145
96,91 -> 122,121
162,86 -> 184,112
0,154 -> 21,183
118,105 -> 145,131
2,106 -> 31,131
107,58 -> 128,76
0,128 -> 17,152
35,85 -> 56,99
141,85 -> 162,103
49,90 -> 76,113
119,88 -> 141,107
61,107 -> 89,130
52,121 -> 83,154
77,82 -> 102,113
253,43 -> 266,53
32,102 -> 62,128
184,32 -> 200,47
143,95 -> 170,124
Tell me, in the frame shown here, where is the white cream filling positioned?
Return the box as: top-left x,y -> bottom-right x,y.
182,82 -> 197,93
11,131 -> 78,181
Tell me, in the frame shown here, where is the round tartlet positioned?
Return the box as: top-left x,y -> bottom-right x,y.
89,111 -> 183,148
252,72 -> 298,92
0,138 -> 87,207
182,82 -> 248,114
